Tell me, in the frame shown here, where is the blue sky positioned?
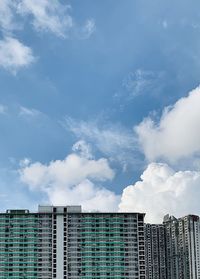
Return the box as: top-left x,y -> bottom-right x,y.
1,0 -> 200,221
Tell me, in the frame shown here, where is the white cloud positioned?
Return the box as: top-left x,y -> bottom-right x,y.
64,117 -> 139,170
0,0 -> 73,37
0,0 -> 96,40
0,104 -> 7,114
135,86 -> 200,163
0,167 -> 40,211
119,86 -> 200,222
122,69 -> 165,98
19,146 -> 120,212
78,19 -> 96,39
0,0 -> 17,32
0,1 -> 95,74
72,140 -> 93,159
19,158 -> 31,168
16,0 -> 73,38
19,106 -> 41,117
0,1 -> 94,73
0,37 -> 35,73
66,119 -> 134,154
119,162 -> 200,223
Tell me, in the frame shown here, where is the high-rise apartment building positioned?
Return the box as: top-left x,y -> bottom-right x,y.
145,215 -> 200,279
164,214 -> 200,279
0,206 -> 145,279
0,209 -> 39,279
145,224 -> 167,279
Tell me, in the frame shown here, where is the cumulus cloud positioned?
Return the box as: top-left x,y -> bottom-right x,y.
0,37 -> 35,73
19,147 -> 120,212
64,117 -> 139,170
119,86 -> 200,222
119,162 -> 200,223
135,86 -> 200,163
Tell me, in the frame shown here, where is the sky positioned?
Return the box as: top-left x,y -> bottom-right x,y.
1,0 -> 200,222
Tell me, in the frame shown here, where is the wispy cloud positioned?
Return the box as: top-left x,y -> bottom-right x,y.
77,19 -> 96,39
0,0 -> 73,37
72,140 -> 93,160
64,117 -> 140,171
0,0 -> 95,73
123,69 -> 165,98
19,157 -> 31,168
0,0 -> 18,33
0,0 -> 96,39
0,104 -> 7,114
114,69 -> 166,105
19,106 -> 41,118
16,0 -> 73,38
0,36 -> 35,73
16,0 -> 96,39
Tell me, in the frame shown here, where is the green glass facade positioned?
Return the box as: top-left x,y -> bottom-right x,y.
0,206 -> 145,279
0,210 -> 38,279
66,213 -> 145,279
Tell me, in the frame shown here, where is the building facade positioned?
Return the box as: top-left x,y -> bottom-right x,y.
164,214 -> 200,279
0,209 -> 39,279
145,215 -> 200,279
0,206 -> 145,279
145,224 -> 167,279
